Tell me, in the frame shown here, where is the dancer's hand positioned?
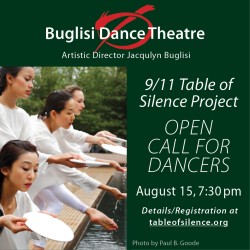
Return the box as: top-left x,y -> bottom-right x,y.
0,215 -> 29,233
48,153 -> 87,168
86,135 -> 117,146
108,187 -> 127,200
95,130 -> 116,138
109,161 -> 127,173
85,207 -> 118,230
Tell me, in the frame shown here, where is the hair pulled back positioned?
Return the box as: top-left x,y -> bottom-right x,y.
38,90 -> 72,118
65,85 -> 82,96
0,67 -> 23,95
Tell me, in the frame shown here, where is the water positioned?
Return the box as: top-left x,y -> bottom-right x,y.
76,171 -> 127,250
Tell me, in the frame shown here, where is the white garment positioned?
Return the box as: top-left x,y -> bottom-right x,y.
80,142 -> 92,153
34,185 -> 88,215
53,126 -> 95,161
33,189 -> 64,214
0,104 -> 49,167
0,191 -> 45,250
0,104 -> 32,146
28,117 -> 101,200
40,185 -> 88,213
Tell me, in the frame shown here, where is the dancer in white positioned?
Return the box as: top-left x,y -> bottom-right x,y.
29,90 -> 126,230
0,67 -> 84,170
53,85 -> 127,174
0,140 -> 46,250
54,85 -> 118,154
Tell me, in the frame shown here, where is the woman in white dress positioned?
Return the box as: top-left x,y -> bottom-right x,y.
0,140 -> 46,250
29,91 -> 126,220
53,85 -> 126,171
0,67 -> 83,171
54,85 -> 118,154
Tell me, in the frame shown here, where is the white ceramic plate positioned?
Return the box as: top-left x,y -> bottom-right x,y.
23,212 -> 74,242
105,135 -> 127,143
70,159 -> 109,167
101,144 -> 127,155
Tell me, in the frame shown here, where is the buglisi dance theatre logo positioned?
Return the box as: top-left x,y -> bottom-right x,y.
45,4 -> 205,51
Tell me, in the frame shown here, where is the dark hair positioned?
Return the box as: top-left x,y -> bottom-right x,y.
0,208 -> 3,233
65,85 -> 82,96
0,67 -> 23,95
0,140 -> 38,199
38,90 -> 73,118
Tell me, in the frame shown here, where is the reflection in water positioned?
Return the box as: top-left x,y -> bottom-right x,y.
76,172 -> 127,250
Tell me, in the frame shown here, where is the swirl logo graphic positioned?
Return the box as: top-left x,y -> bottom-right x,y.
95,5 -> 155,51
